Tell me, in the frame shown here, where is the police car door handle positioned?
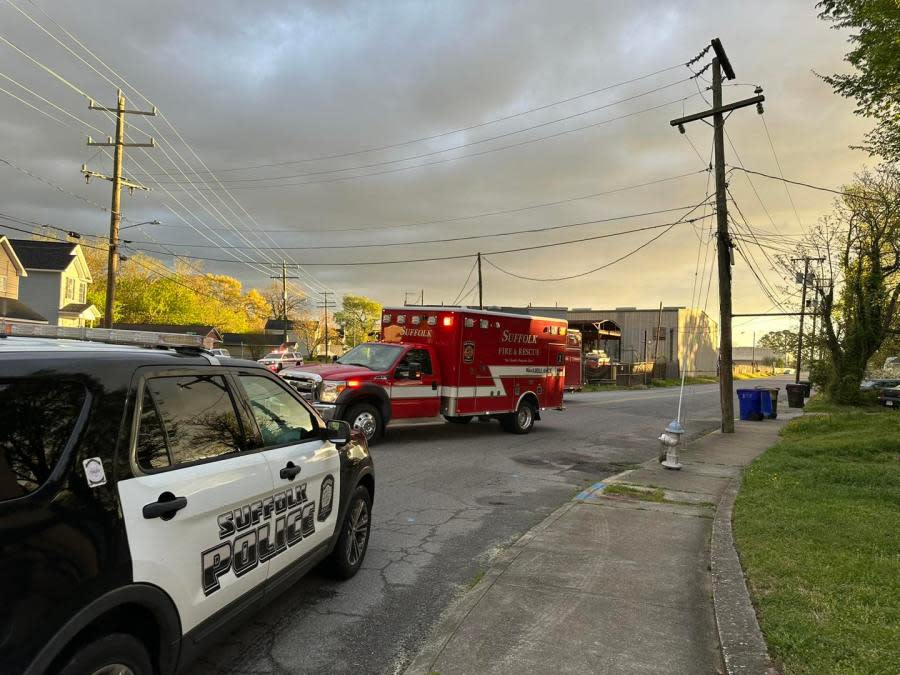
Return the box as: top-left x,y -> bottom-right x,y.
280,461 -> 301,481
142,493 -> 188,520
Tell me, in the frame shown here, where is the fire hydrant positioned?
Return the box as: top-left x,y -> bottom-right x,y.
658,419 -> 685,470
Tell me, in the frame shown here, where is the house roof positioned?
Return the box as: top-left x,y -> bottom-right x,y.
113,323 -> 222,340
264,319 -> 294,331
60,303 -> 101,319
0,236 -> 27,276
7,239 -> 78,271
0,297 -> 47,323
222,332 -> 285,346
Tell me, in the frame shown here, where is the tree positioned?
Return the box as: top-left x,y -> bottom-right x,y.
260,282 -> 307,321
782,166 -> 900,402
293,313 -> 325,358
334,294 -> 381,348
758,330 -> 799,362
818,1 -> 900,161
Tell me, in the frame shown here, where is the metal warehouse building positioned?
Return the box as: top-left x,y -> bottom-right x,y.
497,305 -> 719,378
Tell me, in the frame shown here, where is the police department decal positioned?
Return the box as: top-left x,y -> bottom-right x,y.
82,457 -> 107,488
201,478 -> 333,596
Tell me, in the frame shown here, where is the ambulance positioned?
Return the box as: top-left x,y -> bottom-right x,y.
280,307 -> 568,443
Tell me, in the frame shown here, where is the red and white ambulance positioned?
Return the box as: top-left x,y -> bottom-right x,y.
280,307 -> 568,443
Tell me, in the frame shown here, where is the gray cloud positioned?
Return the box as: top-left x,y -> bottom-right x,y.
0,0 -> 871,338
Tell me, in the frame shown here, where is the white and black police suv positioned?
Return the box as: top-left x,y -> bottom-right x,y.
0,326 -> 374,675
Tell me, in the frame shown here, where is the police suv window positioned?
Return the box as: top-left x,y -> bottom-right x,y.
136,375 -> 243,471
0,379 -> 86,500
239,374 -> 317,447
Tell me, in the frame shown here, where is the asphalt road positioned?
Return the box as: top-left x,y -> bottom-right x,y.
190,376 -> 790,675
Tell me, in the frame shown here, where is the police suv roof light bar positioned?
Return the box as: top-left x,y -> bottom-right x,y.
2,323 -> 208,349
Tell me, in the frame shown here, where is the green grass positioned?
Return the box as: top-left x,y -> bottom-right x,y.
804,390 -> 887,414
733,412 -> 900,674
603,484 -> 666,502
465,567 -> 486,590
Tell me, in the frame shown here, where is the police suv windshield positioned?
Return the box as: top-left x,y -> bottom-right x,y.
337,343 -> 404,371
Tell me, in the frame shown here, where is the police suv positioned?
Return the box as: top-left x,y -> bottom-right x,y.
0,325 -> 374,675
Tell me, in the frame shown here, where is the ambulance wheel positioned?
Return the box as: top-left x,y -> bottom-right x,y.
324,485 -> 372,580
502,399 -> 536,434
57,633 -> 152,675
443,415 -> 472,424
345,403 -> 382,444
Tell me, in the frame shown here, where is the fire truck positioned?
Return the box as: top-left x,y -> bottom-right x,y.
280,307 -> 568,442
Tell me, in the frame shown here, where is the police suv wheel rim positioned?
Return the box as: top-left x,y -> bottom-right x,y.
346,498 -> 369,566
90,665 -> 134,675
353,411 -> 377,439
518,405 -> 533,429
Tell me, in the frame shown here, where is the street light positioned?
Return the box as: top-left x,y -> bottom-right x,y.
120,219 -> 161,230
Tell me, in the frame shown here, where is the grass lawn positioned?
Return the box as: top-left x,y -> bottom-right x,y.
733,412 -> 900,674
804,390 -> 886,414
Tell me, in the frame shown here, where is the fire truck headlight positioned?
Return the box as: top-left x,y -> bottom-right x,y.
320,381 -> 347,403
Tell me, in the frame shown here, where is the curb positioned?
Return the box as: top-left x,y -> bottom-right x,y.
710,475 -> 778,675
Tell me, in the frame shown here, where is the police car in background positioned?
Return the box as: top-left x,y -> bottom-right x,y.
0,325 -> 374,675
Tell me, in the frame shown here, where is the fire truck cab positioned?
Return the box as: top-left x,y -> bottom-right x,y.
281,307 -> 567,443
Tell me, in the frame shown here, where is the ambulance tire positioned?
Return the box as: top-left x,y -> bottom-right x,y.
443,415 -> 472,424
502,399 -> 537,434
345,403 -> 382,444
57,633 -> 153,675
324,485 -> 372,580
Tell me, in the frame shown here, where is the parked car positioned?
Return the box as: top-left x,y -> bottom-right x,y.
209,347 -> 231,357
860,378 -> 900,391
0,326 -> 373,675
258,350 -> 304,372
877,384 -> 900,408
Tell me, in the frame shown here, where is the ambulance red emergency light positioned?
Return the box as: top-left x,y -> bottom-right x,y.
279,307 -> 568,443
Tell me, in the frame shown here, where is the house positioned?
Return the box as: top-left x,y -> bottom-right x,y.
0,236 -> 47,325
10,239 -> 100,327
113,323 -> 222,349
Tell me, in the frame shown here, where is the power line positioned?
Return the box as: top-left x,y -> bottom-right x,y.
727,166 -> 880,201
126,204 -> 703,251
130,204 -> 716,266
481,198 -> 714,282
450,258 -> 479,306
759,114 -> 804,231
146,78 -> 694,186
135,64 -> 693,176
150,94 -> 702,192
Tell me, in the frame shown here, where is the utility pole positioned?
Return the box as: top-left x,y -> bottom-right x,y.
477,252 -> 483,310
270,261 -> 300,345
652,301 -> 664,366
752,331 -> 756,372
670,38 -> 765,434
317,291 -> 337,360
792,257 -> 825,383
83,90 -> 156,328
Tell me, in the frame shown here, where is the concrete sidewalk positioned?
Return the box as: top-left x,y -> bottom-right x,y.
406,412 -> 801,675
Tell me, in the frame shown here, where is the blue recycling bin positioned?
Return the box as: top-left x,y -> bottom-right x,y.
758,388 -> 773,418
737,389 -> 764,421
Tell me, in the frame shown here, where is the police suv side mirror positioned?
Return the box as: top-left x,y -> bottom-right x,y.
325,419 -> 351,446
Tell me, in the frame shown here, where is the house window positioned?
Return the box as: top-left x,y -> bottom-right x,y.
78,282 -> 86,304
65,278 -> 75,301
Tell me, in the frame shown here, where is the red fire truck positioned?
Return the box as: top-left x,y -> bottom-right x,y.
280,307 -> 568,443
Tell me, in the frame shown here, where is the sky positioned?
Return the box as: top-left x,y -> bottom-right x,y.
0,0 -> 872,344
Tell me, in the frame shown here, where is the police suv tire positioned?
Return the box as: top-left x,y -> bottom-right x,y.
443,415 -> 472,424
345,403 -> 382,444
324,485 -> 372,580
502,399 -> 536,434
57,633 -> 153,675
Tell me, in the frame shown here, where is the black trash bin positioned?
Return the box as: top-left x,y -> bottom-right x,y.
798,380 -> 812,398
786,383 -> 805,408
756,386 -> 779,419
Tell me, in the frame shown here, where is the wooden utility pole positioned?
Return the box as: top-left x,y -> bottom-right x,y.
792,257 -> 824,383
270,262 -> 300,345
83,90 -> 156,328
670,38 -> 765,434
477,252 -> 483,309
652,301 -> 664,364
317,291 -> 337,360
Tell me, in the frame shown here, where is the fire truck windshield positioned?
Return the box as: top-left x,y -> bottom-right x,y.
336,343 -> 404,371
